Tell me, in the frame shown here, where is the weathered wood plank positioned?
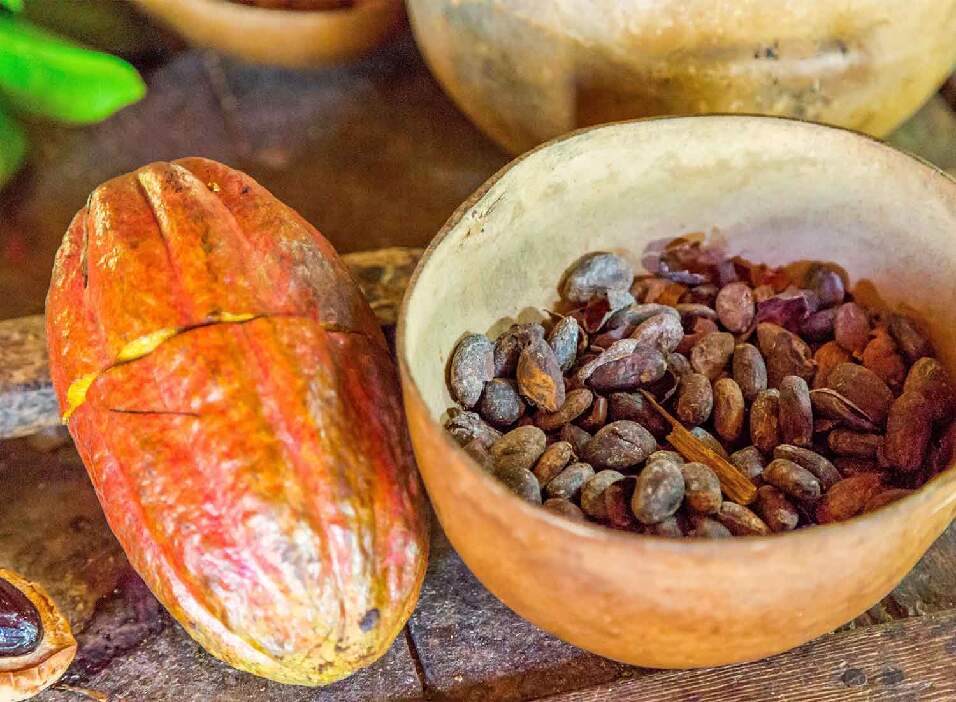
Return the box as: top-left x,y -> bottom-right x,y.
544,608 -> 956,702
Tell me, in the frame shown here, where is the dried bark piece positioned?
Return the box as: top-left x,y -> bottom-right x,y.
497,466 -> 542,504
533,441 -> 576,486
581,470 -> 626,519
813,341 -> 852,390
716,502 -> 771,536
903,357 -> 955,421
690,331 -> 735,380
773,445 -> 841,491
690,426 -> 729,459
517,337 -> 566,412
630,312 -> 685,353
750,389 -> 781,455
562,252 -> 635,304
688,515 -> 732,538
463,439 -> 495,473
756,485 -> 799,532
713,378 -> 745,442
827,363 -> 894,425
542,498 -> 586,521
801,308 -> 837,341
547,316 -> 580,372
545,462 -> 595,500
733,343 -> 767,401
605,477 -> 638,530
828,429 -> 884,459
631,459 -> 685,525
885,391 -> 934,472
535,388 -> 593,431
889,313 -> 933,364
560,424 -> 593,457
715,282 -> 756,333
445,408 -> 502,448
809,388 -> 879,432
578,395 -> 609,432
864,488 -> 914,513
450,333 -> 495,408
762,458 -> 822,501
477,379 -> 526,428
834,302 -> 871,353
779,375 -> 813,448
816,473 -> 884,523
588,348 -> 667,392
490,425 -> 548,473
676,372 -> 714,425
730,446 -> 767,483
681,462 -> 722,514
804,264 -> 845,309
493,323 -> 545,377
862,327 -> 906,392
583,420 -> 657,470
607,392 -> 670,438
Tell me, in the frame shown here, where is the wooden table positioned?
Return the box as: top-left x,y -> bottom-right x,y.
1,32 -> 956,702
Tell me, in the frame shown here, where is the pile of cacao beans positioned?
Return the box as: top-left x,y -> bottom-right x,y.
443,238 -> 956,537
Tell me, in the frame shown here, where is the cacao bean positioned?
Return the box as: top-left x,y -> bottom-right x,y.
583,421 -> 657,470
547,317 -> 580,372
816,473 -> 884,523
756,485 -> 799,532
667,352 -> 693,379
647,450 -> 685,466
574,338 -> 640,384
756,323 -> 791,357
680,462 -> 722,514
562,252 -> 634,304
688,516 -> 732,538
630,312 -> 685,353
588,348 -> 667,391
630,459 -> 685,525
690,332 -> 735,380
497,466 -> 543,504
804,264 -> 845,309
676,317 -> 719,355
713,378 -> 746,442
445,408 -> 502,448
494,323 -> 545,377
730,445 -> 767,483
750,389 -> 781,455
885,391 -> 933,472
578,395 -> 609,432
646,516 -> 685,537
607,392 -> 669,438
833,457 -> 881,477
715,282 -> 756,333
542,498 -> 586,521
812,341 -> 852,390
477,379 -> 526,428
809,388 -> 879,432
756,290 -> 816,332
862,327 -> 906,392
827,363 -> 894,425
762,458 -> 822,501
773,445 -> 840,490
517,337 -> 566,412
490,426 -> 548,473
864,488 -> 913,513
604,477 -> 638,530
675,303 -> 718,326
766,330 -> 816,388
690,426 -> 730,458
903,357 -> 954,421
0,576 -> 42,656
581,470 -> 626,519
889,313 -> 933,364
536,388 -> 593,431
828,429 -> 883,459
779,375 -> 813,448
463,439 -> 495,473
733,343 -> 768,401
545,462 -> 595,500
716,502 -> 771,536
684,283 -> 719,306
800,308 -> 837,341
676,372 -> 714,425
834,302 -> 870,353
450,333 -> 495,408
560,424 -> 593,457
533,441 -> 576,486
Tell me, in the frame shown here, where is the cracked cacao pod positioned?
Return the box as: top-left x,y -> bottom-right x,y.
45,158 -> 428,686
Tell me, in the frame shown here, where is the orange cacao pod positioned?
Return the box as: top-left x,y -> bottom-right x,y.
45,158 -> 428,685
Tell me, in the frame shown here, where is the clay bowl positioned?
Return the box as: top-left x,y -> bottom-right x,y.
397,116 -> 956,668
407,0 -> 956,154
134,0 -> 403,68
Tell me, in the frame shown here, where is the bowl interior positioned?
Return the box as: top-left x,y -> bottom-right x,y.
403,116 -> 956,421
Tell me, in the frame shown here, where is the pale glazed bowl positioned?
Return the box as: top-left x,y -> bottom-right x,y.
397,116 -> 956,668
134,0 -> 403,68
407,0 -> 956,154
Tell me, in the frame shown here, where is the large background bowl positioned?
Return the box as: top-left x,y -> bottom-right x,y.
398,116 -> 956,667
407,0 -> 956,153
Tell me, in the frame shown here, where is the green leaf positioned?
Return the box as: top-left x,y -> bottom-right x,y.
0,16 -> 145,125
0,107 -> 26,188
0,0 -> 24,13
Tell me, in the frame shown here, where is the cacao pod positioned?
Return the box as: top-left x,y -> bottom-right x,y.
45,158 -> 428,685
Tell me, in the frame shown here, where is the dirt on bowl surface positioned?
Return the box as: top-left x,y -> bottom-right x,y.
398,115 -> 956,669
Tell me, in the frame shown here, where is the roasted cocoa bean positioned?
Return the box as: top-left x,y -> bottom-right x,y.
646,515 -> 685,537
766,330 -> 816,388
815,473 -> 884,523
690,332 -> 736,380
548,317 -> 580,372
676,317 -> 719,355
889,313 -> 933,364
463,439 -> 495,473
680,462 -> 722,514
676,303 -> 718,326
533,441 -> 576,485
688,515 -> 732,538
827,363 -> 894,425
647,450 -> 685,466
563,252 -> 635,304
812,341 -> 852,390
828,429 -> 883,458
716,502 -> 771,536
542,498 -> 586,521
804,264 -> 845,309
750,389 -> 781,455
684,283 -> 719,306
715,282 -> 756,333
583,421 -> 657,469
713,378 -> 746,442
574,338 -> 641,384
496,465 -> 542,504
756,323 -> 791,357
676,372 -> 714,425
864,488 -> 913,513
809,388 -> 879,432
560,423 -> 593,456
630,312 -> 685,353
493,323 -> 545,377
490,426 -> 548,473
862,327 -> 906,392
545,462 -> 595,500
517,337 -> 566,412
773,445 -> 840,490
730,445 -> 767,482
690,427 -> 730,458
578,395 -> 609,432
450,333 -> 495,408
762,458 -> 822,501
801,308 -> 837,341
834,302 -> 870,353
756,485 -> 799,532
833,457 -> 881,477
779,375 -> 813,448
733,343 -> 768,401
581,470 -> 626,519
604,477 -> 638,530
478,379 -> 527,428
445,408 -> 502,448
903,357 -> 955,421
535,388 -> 594,431
607,392 -> 670,438
630,459 -> 685,524
588,348 -> 667,391
884,391 -> 934,472
756,289 -> 816,332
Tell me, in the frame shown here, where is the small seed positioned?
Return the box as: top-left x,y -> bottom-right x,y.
607,392 -> 670,438
804,264 -> 845,309
581,470 -> 626,519
496,465 -> 542,504
646,515 -> 685,537
676,372 -> 714,425
801,308 -> 837,341
779,375 -> 813,448
827,363 -> 894,425
773,445 -> 841,490
560,424 -> 592,456
816,473 -> 884,523
690,426 -> 730,458
493,323 -> 545,377
536,388 -> 593,431
562,252 -> 634,304
542,498 -> 586,521
713,378 -> 746,442
812,341 -> 852,390
756,485 -> 799,532
828,429 -> 883,459
630,313 -> 685,353
733,343 -> 768,401
903,357 -> 954,421
833,457 -> 881,477
809,388 -> 879,432
688,515 -> 732,538
490,426 -> 548,473
647,450 -> 685,466
450,333 -> 495,408
888,314 -> 933,364
716,502 -> 771,536
730,446 -> 767,483
545,462 -> 595,500
751,389 -> 781,455
517,337 -> 566,412
477,379 -> 526,428
548,317 -> 580,372
680,462 -> 722,514
631,459 -> 685,524
885,391 -> 934,472
690,332 -> 736,380
588,348 -> 667,391
715,282 -> 756,333
862,327 -> 906,392
533,441 -> 576,485
762,458 -> 822,501
766,331 -> 816,388
834,302 -> 870,353
676,317 -> 719,355
605,477 -> 638,530
445,408 -> 502,448
583,421 -> 658,470
463,439 -> 495,473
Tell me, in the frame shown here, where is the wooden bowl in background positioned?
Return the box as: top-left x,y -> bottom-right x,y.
134,0 -> 403,67
407,0 -> 956,153
398,116 -> 956,668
